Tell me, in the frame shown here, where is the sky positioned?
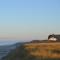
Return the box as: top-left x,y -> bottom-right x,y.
0,0 -> 60,42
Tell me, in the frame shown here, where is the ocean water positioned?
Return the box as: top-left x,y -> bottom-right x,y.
0,42 -> 17,60
0,39 -> 24,60
0,48 -> 8,60
0,40 -> 18,46
0,41 -> 23,60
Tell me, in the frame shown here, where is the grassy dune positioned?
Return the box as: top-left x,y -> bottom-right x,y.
24,43 -> 60,58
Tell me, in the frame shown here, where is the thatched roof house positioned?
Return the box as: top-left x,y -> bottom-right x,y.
48,34 -> 60,41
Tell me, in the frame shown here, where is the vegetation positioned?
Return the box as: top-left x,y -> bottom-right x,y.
2,42 -> 60,60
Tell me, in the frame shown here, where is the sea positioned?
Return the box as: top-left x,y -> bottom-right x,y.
0,41 -> 18,60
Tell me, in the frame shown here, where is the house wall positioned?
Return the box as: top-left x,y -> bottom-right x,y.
48,37 -> 57,41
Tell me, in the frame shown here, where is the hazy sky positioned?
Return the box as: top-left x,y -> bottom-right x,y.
0,0 -> 60,41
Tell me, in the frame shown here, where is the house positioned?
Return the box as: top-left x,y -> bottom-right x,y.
48,34 -> 60,41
